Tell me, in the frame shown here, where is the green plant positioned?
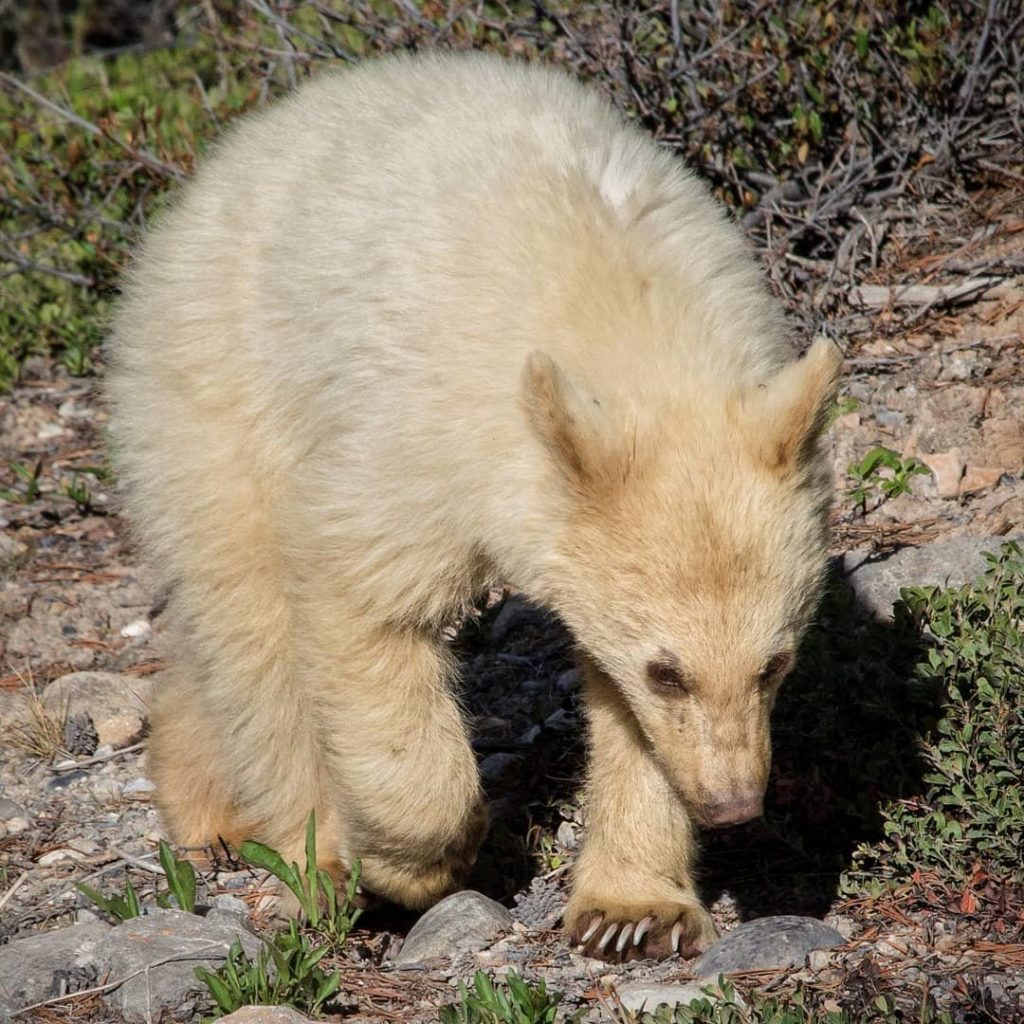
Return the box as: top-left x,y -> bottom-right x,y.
0,459 -> 44,504
77,875 -> 141,922
239,811 -> 361,946
440,970 -> 565,1024
846,446 -> 929,516
846,541 -> 1024,889
195,923 -> 341,1019
156,839 -> 197,913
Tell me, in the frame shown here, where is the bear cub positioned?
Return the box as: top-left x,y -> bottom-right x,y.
107,52 -> 841,960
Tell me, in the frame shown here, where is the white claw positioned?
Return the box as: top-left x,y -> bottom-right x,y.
579,917 -> 603,944
597,923 -> 619,951
633,916 -> 654,946
671,922 -> 683,953
615,923 -> 634,952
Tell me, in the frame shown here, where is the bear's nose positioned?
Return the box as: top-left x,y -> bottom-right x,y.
705,794 -> 764,827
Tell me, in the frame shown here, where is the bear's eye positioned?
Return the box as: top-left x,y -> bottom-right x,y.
646,657 -> 690,694
759,652 -> 795,686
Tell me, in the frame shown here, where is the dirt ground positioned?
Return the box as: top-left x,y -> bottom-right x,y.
1,184 -> 1022,1021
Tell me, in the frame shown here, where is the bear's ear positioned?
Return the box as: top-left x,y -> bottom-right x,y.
746,336 -> 843,471
521,351 -> 621,492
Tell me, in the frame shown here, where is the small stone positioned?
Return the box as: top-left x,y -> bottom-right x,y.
617,981 -> 741,1013
67,837 -> 100,855
43,672 -> 154,749
94,909 -> 262,1023
480,753 -> 521,782
90,777 -> 123,802
960,466 -> 1005,495
394,891 -> 512,966
519,724 -> 541,745
120,619 -> 152,640
555,821 -> 577,849
122,777 -> 157,795
874,408 -> 906,432
219,1009 -> 312,1024
544,708 -> 575,731
209,894 -> 251,921
555,668 -> 580,692
0,798 -> 27,821
822,914 -> 858,940
923,450 -> 964,498
691,916 -> 844,977
5,816 -> 30,834
48,771 -> 87,790
37,848 -> 75,866
808,949 -> 832,971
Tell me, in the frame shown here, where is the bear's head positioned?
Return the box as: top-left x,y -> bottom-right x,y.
522,337 -> 842,828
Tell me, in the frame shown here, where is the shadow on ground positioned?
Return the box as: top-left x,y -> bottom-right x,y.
455,570 -> 940,919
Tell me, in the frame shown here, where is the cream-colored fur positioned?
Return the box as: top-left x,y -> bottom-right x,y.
106,52 -> 840,956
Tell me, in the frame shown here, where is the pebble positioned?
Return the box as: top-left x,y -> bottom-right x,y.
219,1008 -> 313,1024
691,916 -> 845,977
120,619 -> 152,639
43,671 -> 155,749
394,891 -> 512,966
0,797 -> 27,821
617,980 -> 742,1013
122,777 -> 157,795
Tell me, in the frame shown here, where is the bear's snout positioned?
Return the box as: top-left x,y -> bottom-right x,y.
703,792 -> 764,828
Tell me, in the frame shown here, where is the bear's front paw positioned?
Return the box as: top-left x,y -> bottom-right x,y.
566,898 -> 717,961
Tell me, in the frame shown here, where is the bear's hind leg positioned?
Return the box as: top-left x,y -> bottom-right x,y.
147,667 -> 253,851
565,663 -> 718,961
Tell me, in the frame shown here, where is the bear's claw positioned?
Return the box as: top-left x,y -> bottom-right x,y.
570,906 -> 714,962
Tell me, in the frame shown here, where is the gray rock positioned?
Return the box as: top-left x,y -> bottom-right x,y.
0,798 -> 27,821
394,891 -> 512,965
692,916 -> 844,977
0,920 -> 110,1013
208,894 -> 251,922
219,1008 -> 312,1023
93,908 -> 262,1022
43,671 -> 155,749
841,537 -> 1019,619
480,752 -> 521,782
617,981 -> 741,1013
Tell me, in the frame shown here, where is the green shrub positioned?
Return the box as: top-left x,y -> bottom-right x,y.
846,541 -> 1024,890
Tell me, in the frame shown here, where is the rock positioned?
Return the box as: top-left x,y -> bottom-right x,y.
873,407 -> 906,432
394,891 -> 512,965
0,798 -> 27,821
64,710 -> 99,756
841,536 -> 1020,619
208,894 -> 251,922
960,465 -> 1005,495
43,672 -> 154,749
0,920 -> 110,1013
479,752 -> 521,782
691,916 -> 844,977
616,980 -> 740,1013
93,908 -> 262,1023
219,1009 -> 313,1024
822,913 -> 858,940
923,450 -> 964,498
122,777 -> 157,795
